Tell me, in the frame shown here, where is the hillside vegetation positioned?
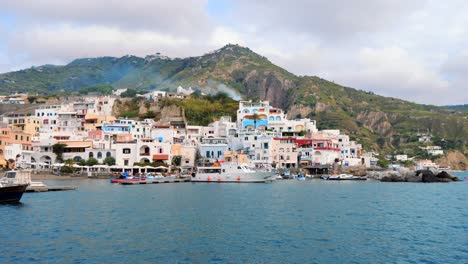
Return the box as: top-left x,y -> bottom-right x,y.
1,44 -> 466,155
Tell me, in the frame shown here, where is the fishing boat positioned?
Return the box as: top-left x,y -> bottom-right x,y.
110,171 -> 142,183
192,163 -> 276,183
0,170 -> 30,203
323,174 -> 367,181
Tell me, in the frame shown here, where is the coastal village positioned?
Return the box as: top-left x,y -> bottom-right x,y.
0,87 -> 452,180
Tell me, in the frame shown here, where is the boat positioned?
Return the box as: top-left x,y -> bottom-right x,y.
297,173 -> 306,181
145,173 -> 164,180
192,163 -> 276,183
110,171 -> 142,183
324,174 -> 367,181
0,170 -> 30,203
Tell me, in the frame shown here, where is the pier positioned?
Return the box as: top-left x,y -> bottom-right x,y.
26,186 -> 77,192
120,178 -> 191,185
26,181 -> 77,192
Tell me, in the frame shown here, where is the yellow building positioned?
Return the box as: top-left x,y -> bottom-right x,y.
7,116 -> 40,136
224,151 -> 249,164
84,113 -> 116,131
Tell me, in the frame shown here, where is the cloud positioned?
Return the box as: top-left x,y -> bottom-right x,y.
336,47 -> 452,104
0,0 -> 467,104
233,0 -> 426,41
6,24 -> 195,64
0,0 -> 212,37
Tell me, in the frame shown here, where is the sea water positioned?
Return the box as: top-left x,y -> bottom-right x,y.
1,174 -> 467,263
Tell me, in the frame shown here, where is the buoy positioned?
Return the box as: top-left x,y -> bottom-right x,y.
237,176 -> 241,181
207,176 -> 211,182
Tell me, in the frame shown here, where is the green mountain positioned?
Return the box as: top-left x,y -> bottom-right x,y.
1,44 -> 467,153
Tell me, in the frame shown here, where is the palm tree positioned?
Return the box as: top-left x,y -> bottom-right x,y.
65,159 -> 74,168
252,113 -> 260,130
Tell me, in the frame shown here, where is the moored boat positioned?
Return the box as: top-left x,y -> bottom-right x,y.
0,170 -> 30,204
323,174 -> 367,181
192,163 -> 276,183
110,171 -> 142,183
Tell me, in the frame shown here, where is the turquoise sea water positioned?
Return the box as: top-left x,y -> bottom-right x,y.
1,173 -> 467,263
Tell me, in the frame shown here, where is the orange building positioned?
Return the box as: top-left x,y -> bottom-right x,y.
0,125 -> 33,168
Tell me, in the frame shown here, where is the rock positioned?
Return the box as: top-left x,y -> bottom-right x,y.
381,171 -> 405,182
415,170 -> 459,182
429,168 -> 441,176
436,171 -> 459,181
405,171 -> 422,182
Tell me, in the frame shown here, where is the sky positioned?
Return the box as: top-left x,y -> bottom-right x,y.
0,0 -> 467,105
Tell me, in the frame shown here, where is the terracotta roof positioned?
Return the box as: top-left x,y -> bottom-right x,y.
152,154 -> 169,160
58,141 -> 93,148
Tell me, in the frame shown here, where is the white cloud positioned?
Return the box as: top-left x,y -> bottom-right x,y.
335,47 -> 451,103
1,0 -> 467,104
210,26 -> 245,48
233,0 -> 426,40
0,0 -> 212,37
7,24 -> 195,64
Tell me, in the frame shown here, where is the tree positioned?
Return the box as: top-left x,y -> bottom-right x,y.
65,159 -> 74,167
172,156 -> 182,167
103,156 -> 116,166
252,113 -> 260,130
377,137 -> 386,149
86,158 -> 98,166
120,89 -> 139,98
377,159 -> 389,168
52,143 -> 67,162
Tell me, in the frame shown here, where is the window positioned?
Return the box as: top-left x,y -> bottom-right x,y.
89,152 -> 94,158
15,135 -> 18,140
124,160 -> 129,166
217,151 -> 222,157
123,148 -> 131,154
20,136 -> 23,140
97,152 -> 102,159
106,152 -> 111,157
244,137 -> 248,140
206,151 -> 211,158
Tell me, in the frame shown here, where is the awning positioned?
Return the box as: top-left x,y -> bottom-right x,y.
152,154 -> 169,160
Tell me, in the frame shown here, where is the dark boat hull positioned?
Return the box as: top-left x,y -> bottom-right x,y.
0,184 -> 28,203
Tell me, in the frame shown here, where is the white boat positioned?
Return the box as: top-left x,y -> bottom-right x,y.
325,174 -> 367,181
192,163 -> 276,183
0,170 -> 31,203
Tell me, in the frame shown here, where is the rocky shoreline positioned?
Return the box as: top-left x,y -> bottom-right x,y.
367,169 -> 460,183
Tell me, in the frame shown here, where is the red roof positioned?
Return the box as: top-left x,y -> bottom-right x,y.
152,154 -> 169,160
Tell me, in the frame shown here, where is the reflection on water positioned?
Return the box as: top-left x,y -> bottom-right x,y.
1,178 -> 467,263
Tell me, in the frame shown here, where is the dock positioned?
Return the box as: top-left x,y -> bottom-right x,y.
26,181 -> 77,192
26,186 -> 77,192
120,178 -> 191,185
